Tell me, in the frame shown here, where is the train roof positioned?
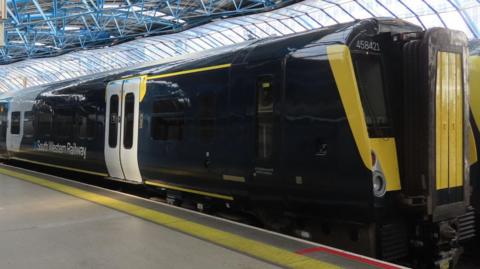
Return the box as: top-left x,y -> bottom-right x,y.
0,18 -> 422,101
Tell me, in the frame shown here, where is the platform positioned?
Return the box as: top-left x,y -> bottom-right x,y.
0,164 -> 405,269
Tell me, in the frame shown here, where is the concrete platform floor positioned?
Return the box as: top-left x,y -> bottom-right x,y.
0,164 -> 406,269
0,175 -> 282,269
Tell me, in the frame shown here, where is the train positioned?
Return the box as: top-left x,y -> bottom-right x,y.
0,18 -> 474,268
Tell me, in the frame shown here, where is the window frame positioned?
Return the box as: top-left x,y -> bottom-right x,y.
10,111 -> 21,135
150,97 -> 185,142
255,75 -> 275,161
108,94 -> 119,148
23,111 -> 34,138
351,51 -> 393,138
123,93 -> 135,149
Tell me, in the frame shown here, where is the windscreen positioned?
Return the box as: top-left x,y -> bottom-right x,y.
353,54 -> 391,137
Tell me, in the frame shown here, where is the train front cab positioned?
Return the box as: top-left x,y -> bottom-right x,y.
329,28 -> 470,267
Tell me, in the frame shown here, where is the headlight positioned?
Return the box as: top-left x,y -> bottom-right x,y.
373,171 -> 386,197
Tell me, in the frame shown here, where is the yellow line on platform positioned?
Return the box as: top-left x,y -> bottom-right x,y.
0,167 -> 341,269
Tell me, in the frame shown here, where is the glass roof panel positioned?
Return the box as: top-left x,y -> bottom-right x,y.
398,0 -> 434,16
322,6 -> 354,23
306,1 -> 334,9
255,22 -> 283,36
268,20 -> 295,34
229,26 -> 256,40
309,9 -> 338,26
355,0 -> 395,17
422,0 -> 455,13
380,0 -> 415,18
454,0 -> 478,9
221,29 -> 246,44
341,1 -> 372,19
258,12 -> 289,20
464,6 -> 480,35
1,0 -> 479,92
439,11 -> 474,38
418,14 -> 445,28
281,18 -> 308,32
294,14 -> 322,28
210,32 -> 235,45
402,16 -> 425,28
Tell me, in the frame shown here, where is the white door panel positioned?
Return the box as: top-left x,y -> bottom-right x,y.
104,77 -> 143,183
104,80 -> 124,179
119,78 -> 142,183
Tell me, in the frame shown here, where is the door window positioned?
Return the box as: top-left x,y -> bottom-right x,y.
123,93 -> 135,149
11,111 -> 20,135
256,77 -> 274,160
109,95 -> 119,148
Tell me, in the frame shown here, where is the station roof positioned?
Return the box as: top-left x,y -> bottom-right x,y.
0,0 -> 479,92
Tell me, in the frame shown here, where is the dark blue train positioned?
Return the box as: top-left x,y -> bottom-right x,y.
0,18 -> 474,268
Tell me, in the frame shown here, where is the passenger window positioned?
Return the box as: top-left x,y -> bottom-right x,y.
151,118 -> 183,140
153,99 -> 182,114
11,111 -> 20,135
23,111 -> 34,138
53,109 -> 74,139
109,95 -> 119,148
198,94 -> 216,143
353,54 -> 391,137
123,93 -> 135,149
77,111 -> 96,140
256,76 -> 274,160
36,109 -> 52,138
151,98 -> 185,141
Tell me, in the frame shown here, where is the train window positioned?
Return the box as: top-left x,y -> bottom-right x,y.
153,99 -> 185,114
37,109 -> 52,138
256,76 -> 274,160
151,98 -> 184,141
109,95 -> 119,148
151,118 -> 183,140
11,112 -> 20,135
53,109 -> 74,139
123,93 -> 134,149
198,94 -> 216,143
23,111 -> 34,138
353,54 -> 391,136
78,111 -> 96,140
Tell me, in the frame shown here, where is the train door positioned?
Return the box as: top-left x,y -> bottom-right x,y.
0,102 -> 8,156
104,77 -> 143,183
401,29 -> 468,220
255,76 -> 275,173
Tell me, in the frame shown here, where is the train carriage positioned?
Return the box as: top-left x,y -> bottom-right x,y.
0,19 -> 472,268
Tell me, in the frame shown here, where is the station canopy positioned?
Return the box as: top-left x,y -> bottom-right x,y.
0,0 -> 479,92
